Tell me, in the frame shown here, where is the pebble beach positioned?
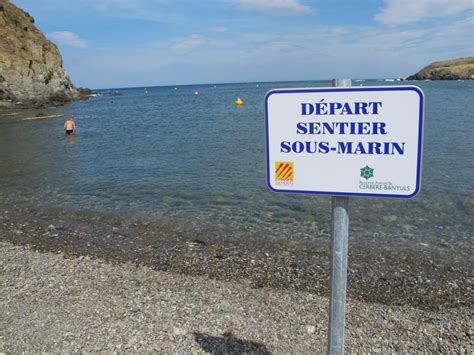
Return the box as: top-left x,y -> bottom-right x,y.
0,208 -> 472,352
1,241 -> 472,353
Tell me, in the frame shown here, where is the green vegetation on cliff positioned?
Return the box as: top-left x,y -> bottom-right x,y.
407,57 -> 474,80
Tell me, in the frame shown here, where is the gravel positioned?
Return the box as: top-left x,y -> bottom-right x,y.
1,242 -> 472,353
1,207 -> 472,313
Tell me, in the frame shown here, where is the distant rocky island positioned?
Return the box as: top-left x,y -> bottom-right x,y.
0,0 -> 82,108
407,57 -> 474,80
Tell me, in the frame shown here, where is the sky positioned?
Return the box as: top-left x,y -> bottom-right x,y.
13,0 -> 474,89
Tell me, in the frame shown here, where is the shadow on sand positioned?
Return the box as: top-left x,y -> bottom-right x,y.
194,331 -> 271,354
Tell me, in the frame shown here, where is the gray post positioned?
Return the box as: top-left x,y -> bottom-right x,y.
328,78 -> 351,355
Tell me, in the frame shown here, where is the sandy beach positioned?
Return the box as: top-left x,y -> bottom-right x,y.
0,241 -> 472,353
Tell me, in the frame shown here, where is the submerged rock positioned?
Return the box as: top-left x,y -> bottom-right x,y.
0,0 -> 81,108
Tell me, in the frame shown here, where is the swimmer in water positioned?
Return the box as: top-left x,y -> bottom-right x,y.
64,116 -> 76,135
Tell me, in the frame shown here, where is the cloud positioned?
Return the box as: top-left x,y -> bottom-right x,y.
171,34 -> 206,54
48,31 -> 88,48
233,0 -> 310,14
375,0 -> 473,25
56,0 -> 472,87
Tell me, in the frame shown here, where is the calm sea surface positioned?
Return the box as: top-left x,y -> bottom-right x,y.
1,80 -> 473,250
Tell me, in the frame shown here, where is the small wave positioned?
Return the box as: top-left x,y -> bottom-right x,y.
22,114 -> 64,121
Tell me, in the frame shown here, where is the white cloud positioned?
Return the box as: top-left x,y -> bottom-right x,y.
233,0 -> 310,14
171,34 -> 206,54
48,31 -> 87,48
60,3 -> 472,87
375,0 -> 473,25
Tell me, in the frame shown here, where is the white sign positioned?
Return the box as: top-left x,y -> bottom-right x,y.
265,86 -> 424,198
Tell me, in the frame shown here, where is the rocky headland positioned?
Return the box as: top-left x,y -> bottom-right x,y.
407,57 -> 474,80
0,0 -> 81,108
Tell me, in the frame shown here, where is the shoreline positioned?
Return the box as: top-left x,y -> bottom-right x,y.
0,241 -> 471,352
1,206 -> 471,312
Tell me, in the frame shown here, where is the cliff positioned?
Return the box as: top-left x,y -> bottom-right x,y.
407,57 -> 474,80
0,0 -> 80,108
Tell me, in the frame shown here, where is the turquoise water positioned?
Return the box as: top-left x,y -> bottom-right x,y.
0,80 -> 473,247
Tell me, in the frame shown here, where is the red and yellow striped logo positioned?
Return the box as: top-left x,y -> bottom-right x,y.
275,161 -> 294,181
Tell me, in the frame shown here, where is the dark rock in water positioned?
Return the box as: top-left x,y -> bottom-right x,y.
406,57 -> 474,80
77,87 -> 94,96
0,0 -> 82,108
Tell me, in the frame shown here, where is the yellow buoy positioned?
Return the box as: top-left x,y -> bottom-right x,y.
235,97 -> 244,106
194,90 -> 199,96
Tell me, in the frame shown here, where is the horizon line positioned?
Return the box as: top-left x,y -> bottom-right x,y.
89,77 -> 408,91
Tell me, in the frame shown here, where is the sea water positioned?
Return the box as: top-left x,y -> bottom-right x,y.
0,80 -> 472,254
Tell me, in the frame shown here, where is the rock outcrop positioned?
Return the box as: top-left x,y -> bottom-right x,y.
407,57 -> 474,80
0,0 -> 80,108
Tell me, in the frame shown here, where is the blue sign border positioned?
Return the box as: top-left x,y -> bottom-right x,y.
264,86 -> 425,199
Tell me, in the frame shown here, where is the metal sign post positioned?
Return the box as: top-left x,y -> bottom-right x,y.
327,78 -> 351,355
264,79 -> 424,355
328,194 -> 349,354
